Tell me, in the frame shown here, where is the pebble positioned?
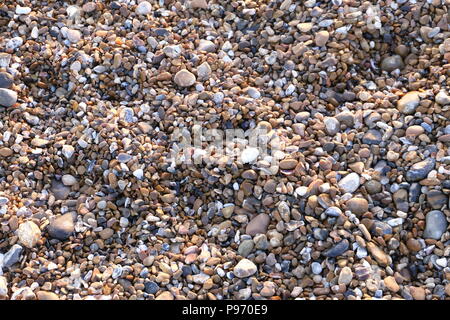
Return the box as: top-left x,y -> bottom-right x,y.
245,214 -> 270,236
381,55 -> 404,72
0,72 -> 13,89
423,210 -> 448,240
406,158 -> 435,182
197,39 -> 216,52
3,244 -> 22,268
0,88 -> 17,107
66,29 -> 81,43
338,267 -> 353,285
324,117 -> 340,135
17,221 -> 41,248
323,240 -> 349,258
62,174 -> 77,186
397,92 -> 420,115
197,62 -> 211,80
174,70 -> 196,87
234,259 -> 257,278
241,147 -> 259,164
135,1 -> 152,15
338,173 -> 360,193
435,91 -> 450,105
0,277 -> 7,298
345,198 -> 369,215
315,31 -> 329,47
36,291 -> 59,300
47,213 -> 75,240
51,180 -> 71,200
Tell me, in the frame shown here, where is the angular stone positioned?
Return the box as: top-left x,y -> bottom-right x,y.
3,244 -> 22,268
48,213 -> 75,240
18,221 -> 41,248
367,242 -> 390,266
197,61 -> 211,80
362,129 -> 382,145
427,190 -> 447,210
0,72 -> 13,88
245,214 -> 270,236
197,39 -> 216,52
51,180 -> 71,200
234,258 -> 257,278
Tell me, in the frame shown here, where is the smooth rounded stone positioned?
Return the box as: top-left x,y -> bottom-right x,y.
315,30 -> 329,47
380,55 -> 404,72
221,204 -> 235,218
66,29 -> 81,43
36,291 -> 59,300
0,72 -> 13,88
338,172 -> 360,193
0,147 -> 13,157
362,129 -> 382,145
427,190 -> 447,209
144,281 -> 160,294
364,180 -> 382,194
241,147 -> 259,163
245,214 -> 270,236
48,213 -> 75,240
246,87 -> 261,99
325,206 -> 342,217
297,22 -> 313,32
82,2 -> 96,12
346,198 -> 369,215
435,91 -> 450,105
0,88 -> 17,107
99,228 -> 114,240
279,158 -> 298,170
324,117 -> 340,135
61,174 -> 77,186
174,69 -> 196,87
405,125 -> 424,137
335,111 -> 355,127
197,62 -> 211,80
0,276 -> 7,298
406,158 -> 435,182
238,240 -> 254,257
16,5 -> 32,14
197,39 -> 216,52
393,189 -> 409,212
323,239 -> 349,258
338,267 -> 353,285
311,262 -> 322,274
234,258 -> 257,278
18,221 -> 41,248
3,244 -> 22,268
190,0 -> 208,9
135,1 -> 152,15
409,183 -> 421,203
397,91 -> 420,115
423,210 -> 448,240
241,169 -> 257,180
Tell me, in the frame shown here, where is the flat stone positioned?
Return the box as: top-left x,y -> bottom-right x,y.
0,88 -> 17,107
99,228 -> 114,240
18,221 -> 41,248
48,213 -> 75,240
381,55 -> 404,72
234,258 -> 257,278
36,291 -> 59,300
246,214 -> 270,236
367,242 -> 390,266
423,210 -> 447,240
397,91 -> 420,115
338,172 -> 360,193
174,69 -> 196,87
0,72 -> 13,88
279,158 -> 298,170
406,158 -> 435,182
323,239 -> 349,258
3,244 -> 22,268
362,129 -> 382,145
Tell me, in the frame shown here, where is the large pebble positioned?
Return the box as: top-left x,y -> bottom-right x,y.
0,72 -> 13,89
174,70 -> 196,87
48,213 -> 75,240
245,214 -> 270,236
18,221 -> 41,248
136,1 -> 152,15
3,244 -> 22,268
423,210 -> 448,240
51,180 -> 71,200
0,88 -> 17,107
234,259 -> 257,278
397,91 -> 420,115
338,172 -> 360,193
381,55 -> 404,72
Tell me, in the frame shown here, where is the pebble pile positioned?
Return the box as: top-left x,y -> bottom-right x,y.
0,0 -> 450,300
